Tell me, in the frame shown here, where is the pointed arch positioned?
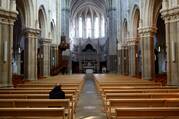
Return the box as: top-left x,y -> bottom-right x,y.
51,19 -> 56,41
131,5 -> 140,38
122,19 -> 128,43
38,5 -> 48,38
16,0 -> 35,27
142,0 -> 162,27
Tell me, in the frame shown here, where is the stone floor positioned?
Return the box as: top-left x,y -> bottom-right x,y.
75,74 -> 106,119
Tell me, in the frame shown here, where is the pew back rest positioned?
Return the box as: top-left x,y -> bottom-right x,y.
0,108 -> 65,119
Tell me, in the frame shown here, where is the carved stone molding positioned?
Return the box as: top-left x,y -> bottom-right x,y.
138,27 -> 157,38
161,6 -> 179,23
127,37 -> 139,46
24,28 -> 40,39
40,38 -> 51,44
0,8 -> 17,21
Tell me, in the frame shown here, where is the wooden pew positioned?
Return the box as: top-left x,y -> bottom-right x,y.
97,86 -> 178,95
99,85 -> 177,90
0,89 -> 78,95
107,98 -> 179,119
94,74 -> 179,119
0,99 -> 71,119
95,83 -> 162,91
0,88 -> 79,107
0,108 -> 65,119
115,107 -> 179,119
103,93 -> 179,111
17,83 -> 80,88
105,93 -> 179,99
0,94 -> 73,99
0,90 -> 78,107
0,87 -> 78,90
101,88 -> 179,97
0,93 -> 75,118
17,83 -> 84,93
95,79 -> 163,91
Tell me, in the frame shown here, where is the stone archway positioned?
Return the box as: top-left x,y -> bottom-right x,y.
161,0 -> 179,85
13,9 -> 24,77
38,5 -> 51,78
155,15 -> 166,74
121,19 -> 129,75
0,0 -> 38,85
129,5 -> 141,77
139,0 -> 164,80
50,21 -> 57,73
16,0 -> 40,81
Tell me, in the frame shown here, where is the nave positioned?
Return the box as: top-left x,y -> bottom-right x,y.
76,74 -> 106,119
1,74 -> 179,119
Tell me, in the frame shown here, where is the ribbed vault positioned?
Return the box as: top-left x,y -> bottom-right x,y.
70,0 -> 107,19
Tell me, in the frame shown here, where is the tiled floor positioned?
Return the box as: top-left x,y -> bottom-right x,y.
75,74 -> 106,119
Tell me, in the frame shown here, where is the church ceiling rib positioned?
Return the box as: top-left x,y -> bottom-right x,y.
70,0 -> 107,18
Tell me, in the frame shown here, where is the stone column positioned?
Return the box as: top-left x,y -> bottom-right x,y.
107,8 -> 117,73
161,8 -> 179,85
82,17 -> 86,38
75,17 -> 79,38
128,43 -> 132,75
61,8 -> 70,37
99,16 -> 102,37
120,45 -> 129,75
117,47 -> 122,74
139,27 -> 156,80
41,38 -> 51,77
0,9 -> 17,86
124,46 -> 129,75
24,28 -> 40,80
121,46 -> 125,74
128,38 -> 138,76
92,16 -> 95,38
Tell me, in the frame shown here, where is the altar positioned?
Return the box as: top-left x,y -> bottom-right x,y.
84,63 -> 94,74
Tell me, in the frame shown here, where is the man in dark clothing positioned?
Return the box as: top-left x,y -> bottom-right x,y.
49,84 -> 65,99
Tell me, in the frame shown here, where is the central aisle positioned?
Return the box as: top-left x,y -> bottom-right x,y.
75,74 -> 106,119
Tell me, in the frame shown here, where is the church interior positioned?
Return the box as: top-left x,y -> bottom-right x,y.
1,0 -> 179,119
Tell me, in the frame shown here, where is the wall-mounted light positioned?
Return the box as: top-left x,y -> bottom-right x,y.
18,47 -> 21,54
3,41 -> 7,62
158,46 -> 161,53
136,53 -> 138,58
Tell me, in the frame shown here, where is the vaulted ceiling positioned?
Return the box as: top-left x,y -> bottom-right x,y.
70,0 -> 108,18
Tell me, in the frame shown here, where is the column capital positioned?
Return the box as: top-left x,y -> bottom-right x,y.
138,27 -> 157,34
40,38 -> 52,44
138,27 -> 157,39
0,9 -> 17,21
121,44 -> 128,49
161,7 -> 179,23
51,44 -> 58,48
127,37 -> 139,46
24,28 -> 40,37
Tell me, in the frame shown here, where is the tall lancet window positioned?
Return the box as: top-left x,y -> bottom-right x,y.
79,17 -> 82,38
94,17 -> 99,38
86,17 -> 91,38
101,17 -> 105,37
